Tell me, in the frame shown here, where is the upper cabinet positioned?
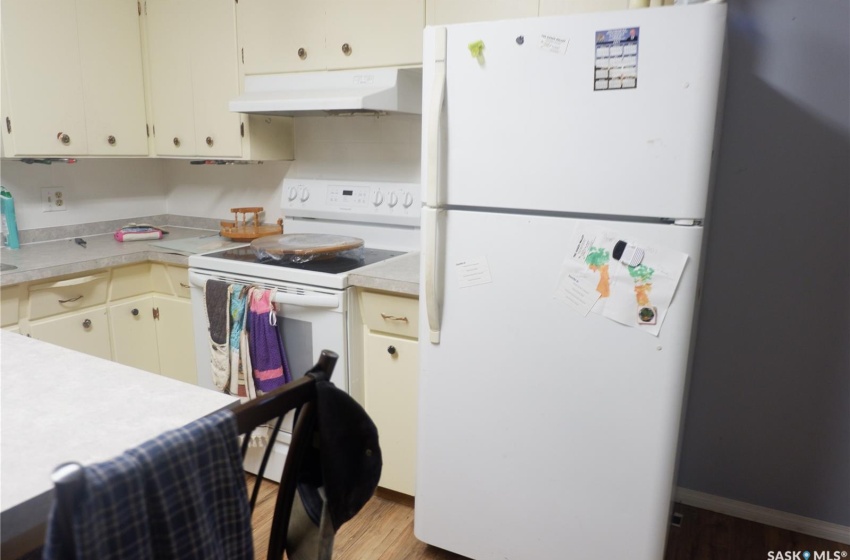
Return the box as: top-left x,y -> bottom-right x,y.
144,0 -> 294,159
237,0 -> 425,75
0,0 -> 149,157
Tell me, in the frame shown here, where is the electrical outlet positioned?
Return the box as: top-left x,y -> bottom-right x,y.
42,188 -> 67,212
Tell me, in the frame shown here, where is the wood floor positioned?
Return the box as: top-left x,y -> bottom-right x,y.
248,476 -> 850,560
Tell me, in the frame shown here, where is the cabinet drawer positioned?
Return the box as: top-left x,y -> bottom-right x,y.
360,291 -> 418,339
167,266 -> 192,299
110,263 -> 152,300
28,272 -> 109,320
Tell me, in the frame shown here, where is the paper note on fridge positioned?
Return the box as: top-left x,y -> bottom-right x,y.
556,226 -> 688,336
455,256 -> 493,288
553,270 -> 601,316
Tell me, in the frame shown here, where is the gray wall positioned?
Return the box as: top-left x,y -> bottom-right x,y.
677,0 -> 850,526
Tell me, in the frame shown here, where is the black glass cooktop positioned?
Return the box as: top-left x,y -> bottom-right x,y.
203,246 -> 404,275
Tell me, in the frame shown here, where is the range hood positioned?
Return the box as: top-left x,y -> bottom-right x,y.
229,67 -> 422,117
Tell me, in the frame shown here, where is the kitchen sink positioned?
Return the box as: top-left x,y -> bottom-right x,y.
0,263 -> 18,272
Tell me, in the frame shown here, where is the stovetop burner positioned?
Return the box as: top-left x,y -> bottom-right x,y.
202,246 -> 405,275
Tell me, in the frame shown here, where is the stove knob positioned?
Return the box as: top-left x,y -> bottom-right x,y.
288,187 -> 298,201
300,188 -> 310,202
388,192 -> 398,208
402,192 -> 415,208
372,190 -> 384,207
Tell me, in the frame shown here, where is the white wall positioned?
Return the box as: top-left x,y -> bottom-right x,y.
162,114 -> 422,221
0,159 -> 166,230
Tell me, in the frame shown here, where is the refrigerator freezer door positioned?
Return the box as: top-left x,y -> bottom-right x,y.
425,4 -> 726,219
415,210 -> 703,559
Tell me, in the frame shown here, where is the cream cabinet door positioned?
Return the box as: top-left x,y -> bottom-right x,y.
426,0 -> 538,24
0,0 -> 88,155
325,0 -> 424,70
76,0 -> 149,155
30,307 -> 112,361
108,296 -> 161,374
364,333 -> 419,495
237,0 -> 326,74
153,296 -> 197,385
145,0 -> 197,156
190,0 -> 242,157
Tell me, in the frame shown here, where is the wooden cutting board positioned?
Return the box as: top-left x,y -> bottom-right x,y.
250,234 -> 364,257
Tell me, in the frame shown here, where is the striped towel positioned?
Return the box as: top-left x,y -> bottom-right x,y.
247,287 -> 292,393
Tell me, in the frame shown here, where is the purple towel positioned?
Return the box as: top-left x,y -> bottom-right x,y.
247,287 -> 292,393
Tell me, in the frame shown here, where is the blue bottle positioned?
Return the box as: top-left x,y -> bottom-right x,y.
1,186 -> 20,249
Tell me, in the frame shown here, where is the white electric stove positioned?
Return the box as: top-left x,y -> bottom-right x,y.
187,178 -> 420,481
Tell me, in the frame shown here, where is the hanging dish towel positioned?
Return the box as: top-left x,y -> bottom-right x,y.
203,280 -> 231,391
247,287 -> 292,394
228,284 -> 255,399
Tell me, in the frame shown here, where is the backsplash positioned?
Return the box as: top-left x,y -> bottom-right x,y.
0,113 -> 422,232
0,159 -> 167,230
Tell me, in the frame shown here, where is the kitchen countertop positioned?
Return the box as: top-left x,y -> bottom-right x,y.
0,227 -> 238,287
0,224 -> 422,295
347,251 -> 420,296
0,331 -> 238,555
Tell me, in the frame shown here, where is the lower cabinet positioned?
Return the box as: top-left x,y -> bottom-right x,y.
16,264 -> 197,384
108,294 -> 196,384
363,332 -> 419,496
358,289 -> 420,496
109,295 -> 161,374
153,296 -> 196,385
29,306 -> 112,360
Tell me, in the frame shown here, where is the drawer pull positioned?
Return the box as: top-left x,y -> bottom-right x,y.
179,283 -> 190,289
131,308 -> 140,316
58,295 -> 83,304
387,345 -> 396,356
380,313 -> 408,323
82,319 -> 92,329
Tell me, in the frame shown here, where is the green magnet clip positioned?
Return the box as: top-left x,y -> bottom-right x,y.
468,40 -> 485,64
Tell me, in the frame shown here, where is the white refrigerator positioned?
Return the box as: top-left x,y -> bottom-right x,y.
416,4 -> 727,559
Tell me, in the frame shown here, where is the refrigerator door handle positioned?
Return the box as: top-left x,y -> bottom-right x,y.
425,27 -> 447,208
423,207 -> 442,344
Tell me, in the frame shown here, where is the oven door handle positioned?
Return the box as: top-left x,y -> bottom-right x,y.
188,271 -> 340,309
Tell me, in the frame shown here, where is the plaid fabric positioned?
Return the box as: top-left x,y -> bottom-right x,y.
43,410 -> 253,560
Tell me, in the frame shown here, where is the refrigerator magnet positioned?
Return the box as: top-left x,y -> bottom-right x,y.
594,27 -> 639,91
612,240 -> 645,267
638,306 -> 657,325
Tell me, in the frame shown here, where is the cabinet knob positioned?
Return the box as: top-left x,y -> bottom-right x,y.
107,135 -> 116,146
341,43 -> 352,56
131,308 -> 139,316
82,319 -> 92,329
387,345 -> 396,356
173,137 -> 181,147
57,132 -> 71,145
206,136 -> 214,147
297,47 -> 307,60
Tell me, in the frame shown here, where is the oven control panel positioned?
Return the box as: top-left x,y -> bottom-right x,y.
282,178 -> 420,226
